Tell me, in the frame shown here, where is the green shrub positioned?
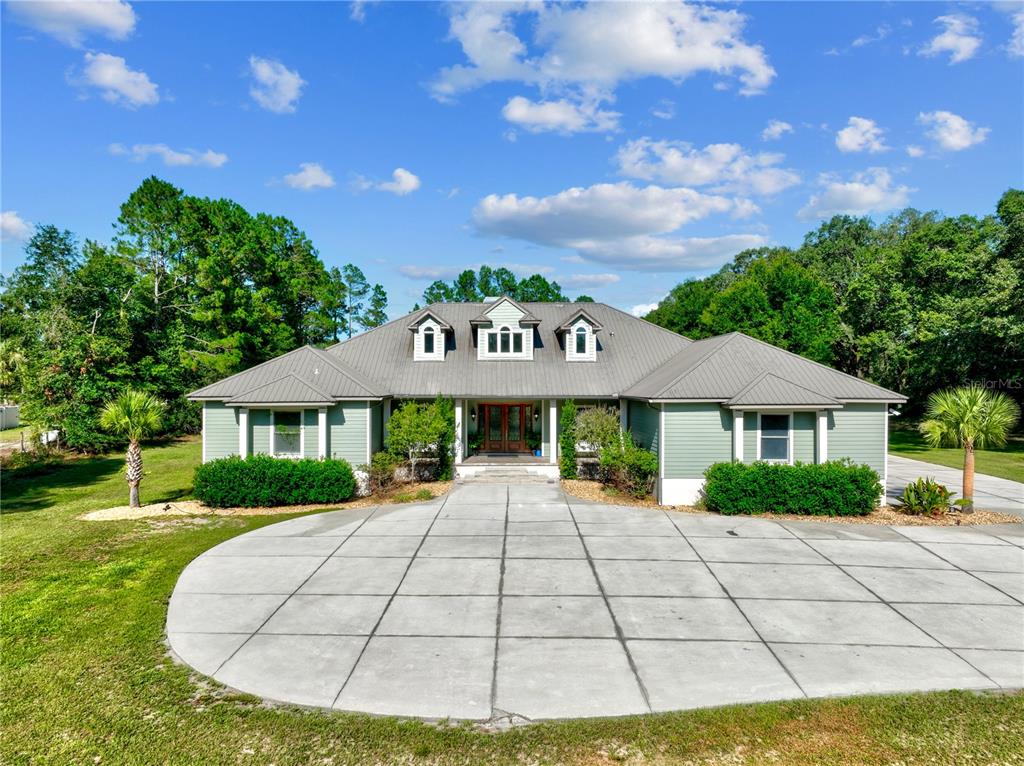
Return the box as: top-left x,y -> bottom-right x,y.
702,459 -> 880,516
574,406 -> 620,454
559,400 -> 578,479
364,451 -> 404,493
193,455 -> 356,507
386,398 -> 453,481
898,477 -> 953,516
598,436 -> 659,498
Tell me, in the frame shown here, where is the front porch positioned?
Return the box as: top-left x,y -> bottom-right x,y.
462,453 -> 550,465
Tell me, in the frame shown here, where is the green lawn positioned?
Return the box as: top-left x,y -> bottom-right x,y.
0,424 -> 28,442
889,425 -> 1024,483
2,438 -> 1022,765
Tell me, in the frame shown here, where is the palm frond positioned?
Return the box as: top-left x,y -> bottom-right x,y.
919,384 -> 1020,450
99,389 -> 167,442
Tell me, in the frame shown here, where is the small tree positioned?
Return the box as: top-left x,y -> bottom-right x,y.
574,406 -> 620,454
386,400 -> 450,481
559,400 -> 578,479
920,384 -> 1020,510
99,389 -> 166,507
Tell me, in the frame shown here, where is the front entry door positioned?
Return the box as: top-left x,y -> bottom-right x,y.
483,404 -> 527,452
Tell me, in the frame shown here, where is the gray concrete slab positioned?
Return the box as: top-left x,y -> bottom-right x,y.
887,455 -> 1024,515
169,481 -> 1021,722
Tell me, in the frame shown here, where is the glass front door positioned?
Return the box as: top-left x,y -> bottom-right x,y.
482,404 -> 528,452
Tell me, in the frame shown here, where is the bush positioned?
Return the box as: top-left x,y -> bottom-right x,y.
898,477 -> 953,516
559,400 -> 578,479
193,455 -> 356,507
702,459 -> 881,516
575,406 -> 620,454
599,435 -> 659,498
386,398 -> 453,481
364,450 -> 405,493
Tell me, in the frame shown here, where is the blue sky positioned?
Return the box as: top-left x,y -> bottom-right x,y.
2,1 -> 1022,317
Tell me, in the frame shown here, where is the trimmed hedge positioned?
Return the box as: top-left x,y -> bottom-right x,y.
193,455 -> 356,508
702,459 -> 881,517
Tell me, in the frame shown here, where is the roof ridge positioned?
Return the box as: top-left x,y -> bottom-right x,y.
647,332 -> 738,398
729,332 -> 905,399
726,370 -> 839,405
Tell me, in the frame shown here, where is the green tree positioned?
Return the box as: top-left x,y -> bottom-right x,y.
319,266 -> 349,341
559,400 -> 578,479
0,340 -> 25,403
342,264 -> 370,338
515,274 -> 568,302
361,284 -> 389,330
386,400 -> 452,481
99,389 -> 167,507
575,294 -> 595,303
419,268 -> 569,304
919,384 -> 1021,509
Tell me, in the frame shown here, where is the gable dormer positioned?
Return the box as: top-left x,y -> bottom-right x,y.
558,308 -> 602,362
408,309 -> 450,361
471,296 -> 540,361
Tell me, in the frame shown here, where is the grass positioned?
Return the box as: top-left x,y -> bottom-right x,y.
0,424 -> 28,442
2,437 -> 1022,765
889,424 -> 1024,483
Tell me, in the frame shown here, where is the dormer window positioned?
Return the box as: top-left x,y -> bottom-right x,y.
500,327 -> 511,353
559,309 -> 602,362
423,326 -> 435,355
575,326 -> 587,355
409,310 -> 449,361
473,296 -> 537,361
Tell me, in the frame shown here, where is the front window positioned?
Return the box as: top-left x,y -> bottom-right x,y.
500,327 -> 511,353
575,326 -> 587,354
274,411 -> 302,457
423,327 -> 434,354
760,414 -> 790,462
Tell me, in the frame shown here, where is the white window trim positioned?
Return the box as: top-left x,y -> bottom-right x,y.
479,323 -> 532,360
270,409 -> 305,459
756,411 -> 793,464
566,318 -> 596,362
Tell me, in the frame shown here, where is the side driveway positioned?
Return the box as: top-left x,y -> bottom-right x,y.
167,481 -> 1024,722
888,455 -> 1024,516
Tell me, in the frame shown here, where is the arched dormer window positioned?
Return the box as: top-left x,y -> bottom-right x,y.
423,326 -> 435,354
500,326 -> 511,353
575,326 -> 587,355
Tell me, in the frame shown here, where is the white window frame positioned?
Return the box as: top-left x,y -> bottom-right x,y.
270,409 -> 305,459
756,411 -> 793,464
566,318 -> 595,362
479,323 -> 531,360
422,326 -> 435,355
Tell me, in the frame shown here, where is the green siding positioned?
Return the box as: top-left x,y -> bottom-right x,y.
628,401 -> 660,457
485,300 -> 525,325
250,409 -> 271,455
204,402 -> 238,461
743,412 -> 758,463
829,403 -> 887,479
303,409 -> 319,457
370,402 -> 383,454
663,403 -> 733,479
793,411 -> 816,463
328,402 -> 369,467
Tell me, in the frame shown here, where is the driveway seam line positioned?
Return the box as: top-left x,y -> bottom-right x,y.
330,493 -> 451,709
488,483 -> 511,719
664,511 -> 809,698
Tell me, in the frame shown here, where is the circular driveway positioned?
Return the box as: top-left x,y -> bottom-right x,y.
167,482 -> 1024,721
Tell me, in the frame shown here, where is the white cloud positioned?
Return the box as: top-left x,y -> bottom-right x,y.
9,0 -> 135,47
473,181 -> 764,271
283,162 -> 335,190
502,95 -> 620,134
398,265 -> 458,280
835,116 -> 889,153
355,168 -> 421,196
1009,10 -> 1024,57
920,14 -> 982,64
852,24 -> 891,48
651,99 -> 675,120
761,119 -> 793,141
616,138 -> 799,196
631,301 -> 661,317
1,211 -> 33,241
906,145 -> 926,158
798,168 -> 913,220
918,110 -> 990,151
248,56 -> 305,114
78,52 -> 158,108
563,273 -> 621,288
433,2 -> 774,135
350,1 -> 374,23
108,142 -> 227,168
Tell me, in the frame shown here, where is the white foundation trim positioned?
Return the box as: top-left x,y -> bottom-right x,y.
238,408 -> 249,458
318,408 -> 327,459
454,399 -> 464,465
660,478 -> 704,506
816,410 -> 828,463
733,409 -> 743,462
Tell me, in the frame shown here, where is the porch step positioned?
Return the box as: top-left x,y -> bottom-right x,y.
455,464 -> 559,483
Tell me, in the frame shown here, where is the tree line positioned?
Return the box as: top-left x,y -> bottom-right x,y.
418,265 -> 592,306
644,189 -> 1024,414
0,176 -> 388,451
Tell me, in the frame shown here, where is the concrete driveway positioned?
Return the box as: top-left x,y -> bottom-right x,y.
887,455 -> 1024,516
168,482 -> 1023,722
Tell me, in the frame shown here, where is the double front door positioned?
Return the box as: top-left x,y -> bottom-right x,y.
483,403 -> 527,452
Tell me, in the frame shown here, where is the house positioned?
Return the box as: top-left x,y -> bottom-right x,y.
188,297 -> 906,505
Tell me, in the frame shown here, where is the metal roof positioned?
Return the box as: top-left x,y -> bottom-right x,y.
623,332 -> 905,402
227,373 -> 334,405
556,308 -> 604,332
724,372 -> 841,408
469,296 -> 541,326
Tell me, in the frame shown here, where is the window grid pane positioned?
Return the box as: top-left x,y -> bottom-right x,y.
423,329 -> 434,354
487,333 -> 497,353
513,333 -> 523,353
575,328 -> 587,354
500,329 -> 511,353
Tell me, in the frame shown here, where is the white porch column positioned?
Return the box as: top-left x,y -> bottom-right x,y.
816,410 -> 828,463
454,399 -> 464,465
733,410 -> 744,462
549,399 -> 558,464
238,408 -> 249,457
619,399 -> 628,431
318,408 -> 327,459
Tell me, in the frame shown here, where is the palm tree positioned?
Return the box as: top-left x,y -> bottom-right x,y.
920,384 -> 1020,510
99,389 -> 167,508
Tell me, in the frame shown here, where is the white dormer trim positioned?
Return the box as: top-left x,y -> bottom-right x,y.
477,323 -> 534,361
566,318 -> 596,362
413,318 -> 445,361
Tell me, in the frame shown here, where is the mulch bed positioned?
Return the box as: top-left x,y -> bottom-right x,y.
561,479 -> 1020,527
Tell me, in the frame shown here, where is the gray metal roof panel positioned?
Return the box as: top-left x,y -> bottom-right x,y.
725,372 -> 841,407
227,373 -> 334,405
